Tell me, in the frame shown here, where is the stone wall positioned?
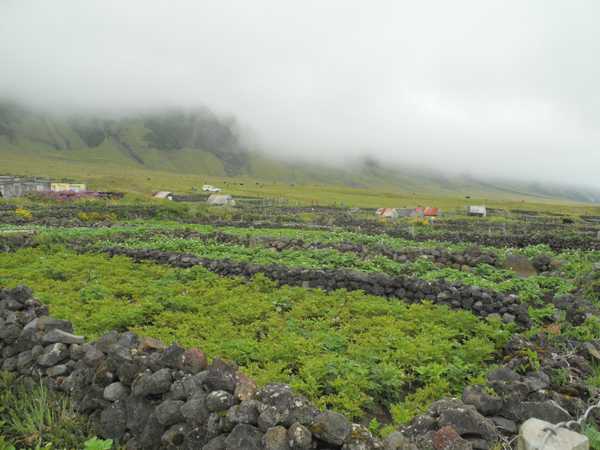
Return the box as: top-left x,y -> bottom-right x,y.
103,247 -> 534,327
188,219 -> 600,252
0,232 -> 37,252
98,247 -> 599,330
161,231 -> 501,269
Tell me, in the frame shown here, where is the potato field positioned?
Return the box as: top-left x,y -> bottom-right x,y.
2,199 -> 600,449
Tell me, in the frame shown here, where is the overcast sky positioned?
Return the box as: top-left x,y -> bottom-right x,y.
1,1 -> 600,186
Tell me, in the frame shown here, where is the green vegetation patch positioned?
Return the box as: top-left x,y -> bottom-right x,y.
0,372 -> 108,450
0,248 -> 510,423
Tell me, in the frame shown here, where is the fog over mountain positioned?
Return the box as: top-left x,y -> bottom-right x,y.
1,1 -> 600,188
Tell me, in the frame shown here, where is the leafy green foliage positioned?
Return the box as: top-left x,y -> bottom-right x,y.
583,421 -> 600,450
83,438 -> 114,450
0,248 -> 510,422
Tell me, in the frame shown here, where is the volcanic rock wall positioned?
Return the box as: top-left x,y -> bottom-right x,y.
104,247 -> 531,326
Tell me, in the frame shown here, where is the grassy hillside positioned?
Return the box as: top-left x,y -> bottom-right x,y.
2,100 -> 600,212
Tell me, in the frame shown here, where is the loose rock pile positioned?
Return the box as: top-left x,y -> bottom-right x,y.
405,332 -> 600,449
167,231 -> 500,269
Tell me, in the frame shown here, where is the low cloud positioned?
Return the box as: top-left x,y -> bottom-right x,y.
1,0 -> 599,186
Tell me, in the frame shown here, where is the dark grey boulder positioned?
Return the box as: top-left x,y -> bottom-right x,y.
227,400 -> 261,425
155,399 -> 185,426
126,396 -> 156,435
138,413 -> 166,450
258,405 -> 288,431
523,371 -> 550,392
462,385 -> 503,416
311,411 -> 351,446
159,343 -> 186,368
37,343 -> 69,367
100,402 -> 128,440
205,358 -> 238,393
83,346 -> 105,367
203,435 -> 227,450
42,329 -> 85,345
1,356 -> 17,371
181,392 -> 210,425
117,360 -> 142,385
342,424 -> 381,450
206,390 -> 235,412
224,423 -> 264,450
46,364 -> 68,377
206,413 -> 225,438
487,367 -> 521,384
288,422 -> 312,449
95,331 -> 121,354
133,368 -> 172,397
257,384 -> 294,411
0,324 -> 21,344
508,400 -> 571,424
36,316 -> 73,333
490,417 -> 517,434
183,371 -> 208,395
161,423 -> 188,447
16,350 -> 33,370
383,431 -> 417,450
263,426 -> 290,450
70,344 -> 85,360
284,396 -> 320,427
437,403 -> 497,443
104,382 -> 130,402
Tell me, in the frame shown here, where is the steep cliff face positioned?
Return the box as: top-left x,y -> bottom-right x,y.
0,102 -> 249,176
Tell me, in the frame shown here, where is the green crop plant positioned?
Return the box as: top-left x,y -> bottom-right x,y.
0,247 -> 511,423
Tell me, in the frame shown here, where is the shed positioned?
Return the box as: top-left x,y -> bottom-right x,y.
468,205 -> 487,217
423,207 -> 440,217
376,208 -> 399,219
153,191 -> 173,200
207,194 -> 235,206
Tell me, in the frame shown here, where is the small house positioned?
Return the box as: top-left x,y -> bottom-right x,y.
50,183 -> 86,193
153,191 -> 173,200
0,176 -> 51,199
207,194 -> 235,206
376,208 -> 399,219
468,205 -> 487,217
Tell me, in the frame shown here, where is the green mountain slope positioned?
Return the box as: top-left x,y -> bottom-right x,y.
1,100 -> 599,204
